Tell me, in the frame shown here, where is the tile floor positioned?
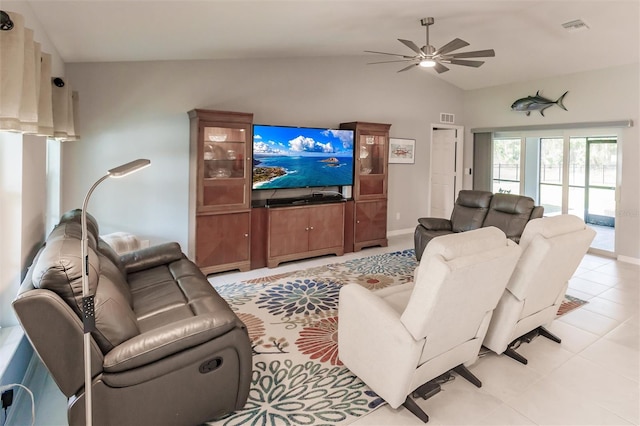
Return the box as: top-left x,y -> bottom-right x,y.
28,233 -> 639,425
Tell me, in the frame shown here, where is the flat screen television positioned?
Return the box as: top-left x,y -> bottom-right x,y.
252,124 -> 355,190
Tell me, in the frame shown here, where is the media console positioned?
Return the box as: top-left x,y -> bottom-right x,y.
265,200 -> 345,268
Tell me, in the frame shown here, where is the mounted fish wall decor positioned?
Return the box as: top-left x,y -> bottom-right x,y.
511,91 -> 568,116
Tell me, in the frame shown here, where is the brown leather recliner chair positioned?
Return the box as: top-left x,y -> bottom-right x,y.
13,211 -> 252,425
414,191 -> 544,261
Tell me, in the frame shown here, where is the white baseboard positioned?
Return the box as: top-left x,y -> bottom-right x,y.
387,227 -> 415,237
617,254 -> 640,265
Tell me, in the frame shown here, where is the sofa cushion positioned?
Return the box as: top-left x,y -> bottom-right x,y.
98,238 -> 127,277
129,258 -> 222,326
99,252 -> 133,308
450,190 -> 492,233
59,209 -> 100,246
31,222 -> 99,317
31,220 -> 138,353
483,193 -> 535,241
94,269 -> 140,352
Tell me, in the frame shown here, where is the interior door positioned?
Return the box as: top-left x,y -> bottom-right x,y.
430,128 -> 459,218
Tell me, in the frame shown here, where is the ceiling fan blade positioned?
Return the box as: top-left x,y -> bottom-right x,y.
368,59 -> 417,65
448,59 -> 485,67
364,50 -> 414,58
398,39 -> 424,56
434,62 -> 450,74
446,49 -> 496,59
397,63 -> 419,72
434,38 -> 469,55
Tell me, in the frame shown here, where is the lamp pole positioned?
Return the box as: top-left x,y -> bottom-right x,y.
80,159 -> 150,426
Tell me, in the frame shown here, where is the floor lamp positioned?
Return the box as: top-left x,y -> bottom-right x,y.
81,158 -> 150,426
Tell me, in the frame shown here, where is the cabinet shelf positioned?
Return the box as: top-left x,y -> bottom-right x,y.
205,140 -> 245,145
203,177 -> 244,181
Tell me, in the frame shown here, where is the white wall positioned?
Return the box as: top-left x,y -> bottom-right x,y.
63,57 -> 465,250
463,64 -> 640,260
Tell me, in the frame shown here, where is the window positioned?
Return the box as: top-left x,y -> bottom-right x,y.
539,138 -> 564,215
492,138 -> 522,195
571,136 -> 617,227
46,138 -> 61,232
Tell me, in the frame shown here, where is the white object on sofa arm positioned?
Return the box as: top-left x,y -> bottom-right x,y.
338,226 -> 521,422
101,231 -> 148,255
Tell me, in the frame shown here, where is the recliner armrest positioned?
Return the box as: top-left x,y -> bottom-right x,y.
531,206 -> 544,219
417,217 -> 452,231
103,310 -> 238,372
121,242 -> 184,273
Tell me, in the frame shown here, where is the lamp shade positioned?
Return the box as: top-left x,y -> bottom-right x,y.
108,159 -> 151,177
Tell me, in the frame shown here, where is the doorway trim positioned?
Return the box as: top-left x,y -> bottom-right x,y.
429,123 -> 464,217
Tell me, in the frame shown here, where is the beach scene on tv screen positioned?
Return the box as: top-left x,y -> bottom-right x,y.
253,125 -> 354,189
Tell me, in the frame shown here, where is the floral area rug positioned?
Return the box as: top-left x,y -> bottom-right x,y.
207,248 -> 586,425
556,294 -> 589,317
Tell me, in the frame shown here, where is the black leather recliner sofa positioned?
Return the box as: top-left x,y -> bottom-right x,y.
414,190 -> 544,260
13,210 -> 252,425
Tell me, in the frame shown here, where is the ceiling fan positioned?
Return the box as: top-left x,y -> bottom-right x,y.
366,17 -> 495,73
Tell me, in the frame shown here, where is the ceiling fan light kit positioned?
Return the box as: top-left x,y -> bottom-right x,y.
366,17 -> 495,74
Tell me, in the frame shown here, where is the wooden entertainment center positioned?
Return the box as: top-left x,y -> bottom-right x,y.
188,109 -> 390,275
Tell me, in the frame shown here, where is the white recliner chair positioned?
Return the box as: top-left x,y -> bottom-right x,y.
338,227 -> 521,423
482,215 -> 595,364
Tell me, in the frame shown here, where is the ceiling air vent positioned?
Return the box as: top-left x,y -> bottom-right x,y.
440,113 -> 455,124
562,19 -> 590,32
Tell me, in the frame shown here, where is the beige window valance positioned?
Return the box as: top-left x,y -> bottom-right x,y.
0,10 -> 79,140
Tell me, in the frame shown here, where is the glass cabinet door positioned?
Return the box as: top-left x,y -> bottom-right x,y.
200,125 -> 249,209
358,134 -> 386,175
356,133 -> 387,198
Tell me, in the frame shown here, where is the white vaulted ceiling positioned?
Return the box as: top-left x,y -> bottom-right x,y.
9,0 -> 640,90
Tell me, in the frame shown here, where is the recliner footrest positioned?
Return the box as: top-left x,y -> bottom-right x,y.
413,381 -> 441,400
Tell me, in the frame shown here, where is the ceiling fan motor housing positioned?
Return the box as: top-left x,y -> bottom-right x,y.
420,17 -> 434,26
422,45 -> 435,55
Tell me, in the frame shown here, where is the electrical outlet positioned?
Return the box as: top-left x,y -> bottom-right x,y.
1,389 -> 14,409
395,212 -> 400,220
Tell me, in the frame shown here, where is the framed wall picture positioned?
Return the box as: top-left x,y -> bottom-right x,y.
389,138 -> 415,164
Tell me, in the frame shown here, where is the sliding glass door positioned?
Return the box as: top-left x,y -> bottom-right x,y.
539,138 -> 564,215
494,130 -> 618,253
539,136 -> 616,224
583,138 -> 617,227
492,138 -> 522,195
